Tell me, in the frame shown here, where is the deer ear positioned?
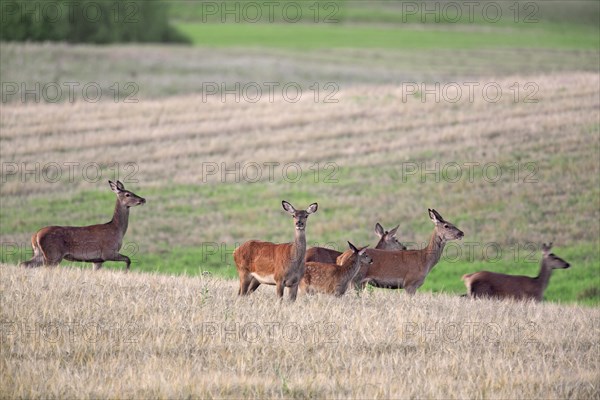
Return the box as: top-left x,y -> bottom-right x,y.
388,225 -> 399,237
116,180 -> 125,191
109,180 -> 120,193
428,209 -> 438,223
375,223 -> 384,237
347,241 -> 359,253
306,203 -> 318,214
542,242 -> 553,254
358,245 -> 369,255
282,200 -> 296,214
429,209 -> 444,224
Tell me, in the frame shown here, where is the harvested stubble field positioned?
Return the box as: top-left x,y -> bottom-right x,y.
1,6 -> 600,397
1,265 -> 599,398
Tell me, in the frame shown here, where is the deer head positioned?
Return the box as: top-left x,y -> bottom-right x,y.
348,241 -> 373,265
374,223 -> 407,250
542,242 -> 571,269
428,209 -> 464,242
282,200 -> 318,231
109,180 -> 146,208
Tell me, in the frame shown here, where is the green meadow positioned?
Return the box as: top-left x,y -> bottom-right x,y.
176,21 -> 599,50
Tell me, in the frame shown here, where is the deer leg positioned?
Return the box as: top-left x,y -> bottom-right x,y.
288,283 -> 299,301
239,273 -> 252,295
471,281 -> 492,299
20,238 -> 44,268
405,286 -> 418,296
107,253 -> 131,272
20,254 -> 44,268
358,278 -> 370,292
246,278 -> 261,294
40,247 -> 62,267
93,262 -> 103,271
36,237 -> 64,267
44,260 -> 61,268
276,280 -> 285,299
43,254 -> 62,268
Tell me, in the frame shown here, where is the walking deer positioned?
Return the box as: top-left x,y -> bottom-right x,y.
19,180 -> 146,271
355,209 -> 464,294
300,242 -> 372,296
462,243 -> 570,301
234,200 -> 318,301
305,222 -> 406,263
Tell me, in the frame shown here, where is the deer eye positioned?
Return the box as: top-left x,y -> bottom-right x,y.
125,193 -> 130,197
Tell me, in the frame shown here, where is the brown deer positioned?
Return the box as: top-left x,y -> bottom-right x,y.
19,180 -> 146,271
462,243 -> 570,301
305,222 -> 406,263
300,242 -> 373,296
234,200 -> 318,301
355,209 -> 464,294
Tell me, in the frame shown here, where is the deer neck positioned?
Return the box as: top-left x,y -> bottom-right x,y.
291,228 -> 307,265
423,230 -> 445,273
110,200 -> 130,238
340,253 -> 362,282
535,259 -> 553,292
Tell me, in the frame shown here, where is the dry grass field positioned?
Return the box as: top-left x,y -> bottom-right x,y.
1,8 -> 599,396
1,265 -> 598,399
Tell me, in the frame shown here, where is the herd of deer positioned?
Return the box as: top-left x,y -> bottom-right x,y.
19,181 -> 572,302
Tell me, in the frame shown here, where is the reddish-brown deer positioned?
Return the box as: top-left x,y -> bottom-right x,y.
355,209 -> 464,294
305,222 -> 406,263
462,243 -> 570,301
19,180 -> 146,271
300,242 -> 373,296
234,200 -> 318,301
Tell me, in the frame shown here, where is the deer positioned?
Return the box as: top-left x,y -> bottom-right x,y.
300,242 -> 373,296
19,180 -> 146,271
305,222 -> 406,263
233,200 -> 318,301
462,243 -> 570,301
354,209 -> 464,295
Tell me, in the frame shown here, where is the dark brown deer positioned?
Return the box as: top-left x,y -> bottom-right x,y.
19,180 -> 145,271
355,209 -> 464,294
305,222 -> 406,263
234,201 -> 318,301
462,243 -> 570,301
300,242 -> 372,296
